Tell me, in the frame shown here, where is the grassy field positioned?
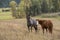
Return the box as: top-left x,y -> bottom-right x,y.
0,12 -> 13,20
0,8 -> 60,40
0,11 -> 13,20
0,8 -> 13,20
0,18 -> 60,40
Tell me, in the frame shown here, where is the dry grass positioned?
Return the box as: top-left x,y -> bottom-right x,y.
0,18 -> 60,40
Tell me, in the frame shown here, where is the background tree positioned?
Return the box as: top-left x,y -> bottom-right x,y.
30,0 -> 41,16
9,0 -> 60,18
52,0 -> 59,12
41,0 -> 48,13
24,0 -> 41,16
58,0 -> 60,11
48,0 -> 53,12
9,0 -> 17,18
17,0 -> 32,18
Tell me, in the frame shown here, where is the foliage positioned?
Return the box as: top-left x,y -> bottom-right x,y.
52,0 -> 59,12
0,0 -> 20,8
9,1 -> 17,18
41,0 -> 48,13
9,0 -> 60,18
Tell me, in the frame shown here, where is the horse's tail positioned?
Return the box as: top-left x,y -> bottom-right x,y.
48,22 -> 53,34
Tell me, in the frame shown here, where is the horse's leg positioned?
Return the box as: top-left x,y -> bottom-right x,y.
43,28 -> 44,34
46,28 -> 48,33
34,25 -> 38,32
42,27 -> 44,34
48,26 -> 53,34
31,25 -> 32,32
28,26 -> 30,32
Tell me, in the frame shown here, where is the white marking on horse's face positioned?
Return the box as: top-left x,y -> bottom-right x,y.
37,21 -> 38,25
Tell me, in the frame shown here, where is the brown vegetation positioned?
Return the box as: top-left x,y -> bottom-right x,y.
0,18 -> 60,40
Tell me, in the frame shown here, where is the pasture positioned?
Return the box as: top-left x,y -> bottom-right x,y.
0,8 -> 13,20
0,8 -> 60,40
0,18 -> 60,40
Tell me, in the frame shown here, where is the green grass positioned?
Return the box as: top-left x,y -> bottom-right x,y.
0,8 -> 60,20
56,16 -> 60,20
35,15 -> 41,18
0,11 -> 13,20
35,14 -> 60,20
0,8 -> 13,20
0,16 -> 13,20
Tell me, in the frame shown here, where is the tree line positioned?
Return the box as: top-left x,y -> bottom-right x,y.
9,0 -> 60,18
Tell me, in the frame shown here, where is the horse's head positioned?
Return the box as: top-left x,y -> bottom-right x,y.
36,19 -> 45,25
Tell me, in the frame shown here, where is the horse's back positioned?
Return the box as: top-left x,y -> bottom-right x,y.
30,19 -> 38,25
33,19 -> 38,25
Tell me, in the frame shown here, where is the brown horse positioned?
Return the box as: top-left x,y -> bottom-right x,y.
36,19 -> 53,34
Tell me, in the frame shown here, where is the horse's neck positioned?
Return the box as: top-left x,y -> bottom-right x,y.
26,18 -> 30,22
27,18 -> 33,24
38,20 -> 44,25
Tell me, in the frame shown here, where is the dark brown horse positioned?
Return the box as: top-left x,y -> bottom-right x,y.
36,19 -> 53,34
